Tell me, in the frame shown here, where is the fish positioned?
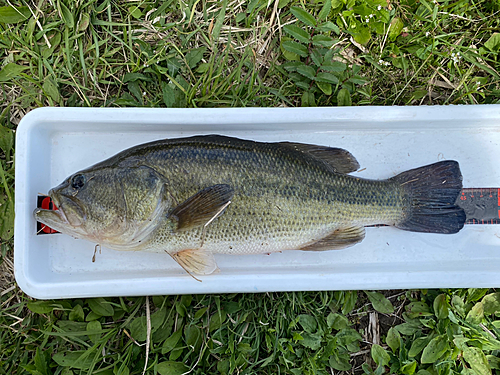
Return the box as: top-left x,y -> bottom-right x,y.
34,135 -> 466,276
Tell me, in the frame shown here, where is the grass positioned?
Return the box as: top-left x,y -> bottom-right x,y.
1,0 -> 500,374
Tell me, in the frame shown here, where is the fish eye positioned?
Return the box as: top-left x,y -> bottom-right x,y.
71,174 -> 86,189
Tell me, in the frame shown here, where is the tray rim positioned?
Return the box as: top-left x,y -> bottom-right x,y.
14,105 -> 500,299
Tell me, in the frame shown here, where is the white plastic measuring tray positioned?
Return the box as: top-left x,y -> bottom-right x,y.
14,106 -> 500,299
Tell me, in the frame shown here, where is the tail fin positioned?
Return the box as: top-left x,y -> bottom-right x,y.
391,161 -> 466,234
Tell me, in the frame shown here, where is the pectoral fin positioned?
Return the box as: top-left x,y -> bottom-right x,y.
169,184 -> 234,231
300,226 -> 366,251
171,248 -> 218,277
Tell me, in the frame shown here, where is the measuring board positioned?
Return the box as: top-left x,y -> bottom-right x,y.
36,188 -> 500,235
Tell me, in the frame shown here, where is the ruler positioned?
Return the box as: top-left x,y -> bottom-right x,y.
458,188 -> 500,225
35,189 -> 500,235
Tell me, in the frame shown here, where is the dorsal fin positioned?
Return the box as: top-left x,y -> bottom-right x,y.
279,142 -> 360,174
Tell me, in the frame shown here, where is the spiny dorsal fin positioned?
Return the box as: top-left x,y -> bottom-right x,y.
279,142 -> 360,174
171,248 -> 218,276
169,184 -> 234,231
300,225 -> 366,251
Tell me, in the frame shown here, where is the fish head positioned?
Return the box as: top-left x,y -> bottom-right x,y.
35,164 -> 171,247
34,167 -> 130,243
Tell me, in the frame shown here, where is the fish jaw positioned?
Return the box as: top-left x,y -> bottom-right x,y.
34,206 -> 70,233
34,191 -> 88,238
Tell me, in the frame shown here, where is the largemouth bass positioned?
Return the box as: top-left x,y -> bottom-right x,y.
35,135 -> 466,276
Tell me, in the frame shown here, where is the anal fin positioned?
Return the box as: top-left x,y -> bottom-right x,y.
300,226 -> 366,251
171,248 -> 218,277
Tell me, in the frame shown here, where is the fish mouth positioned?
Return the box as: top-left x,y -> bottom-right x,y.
48,191 -> 70,222
34,190 -> 84,232
34,191 -> 67,223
